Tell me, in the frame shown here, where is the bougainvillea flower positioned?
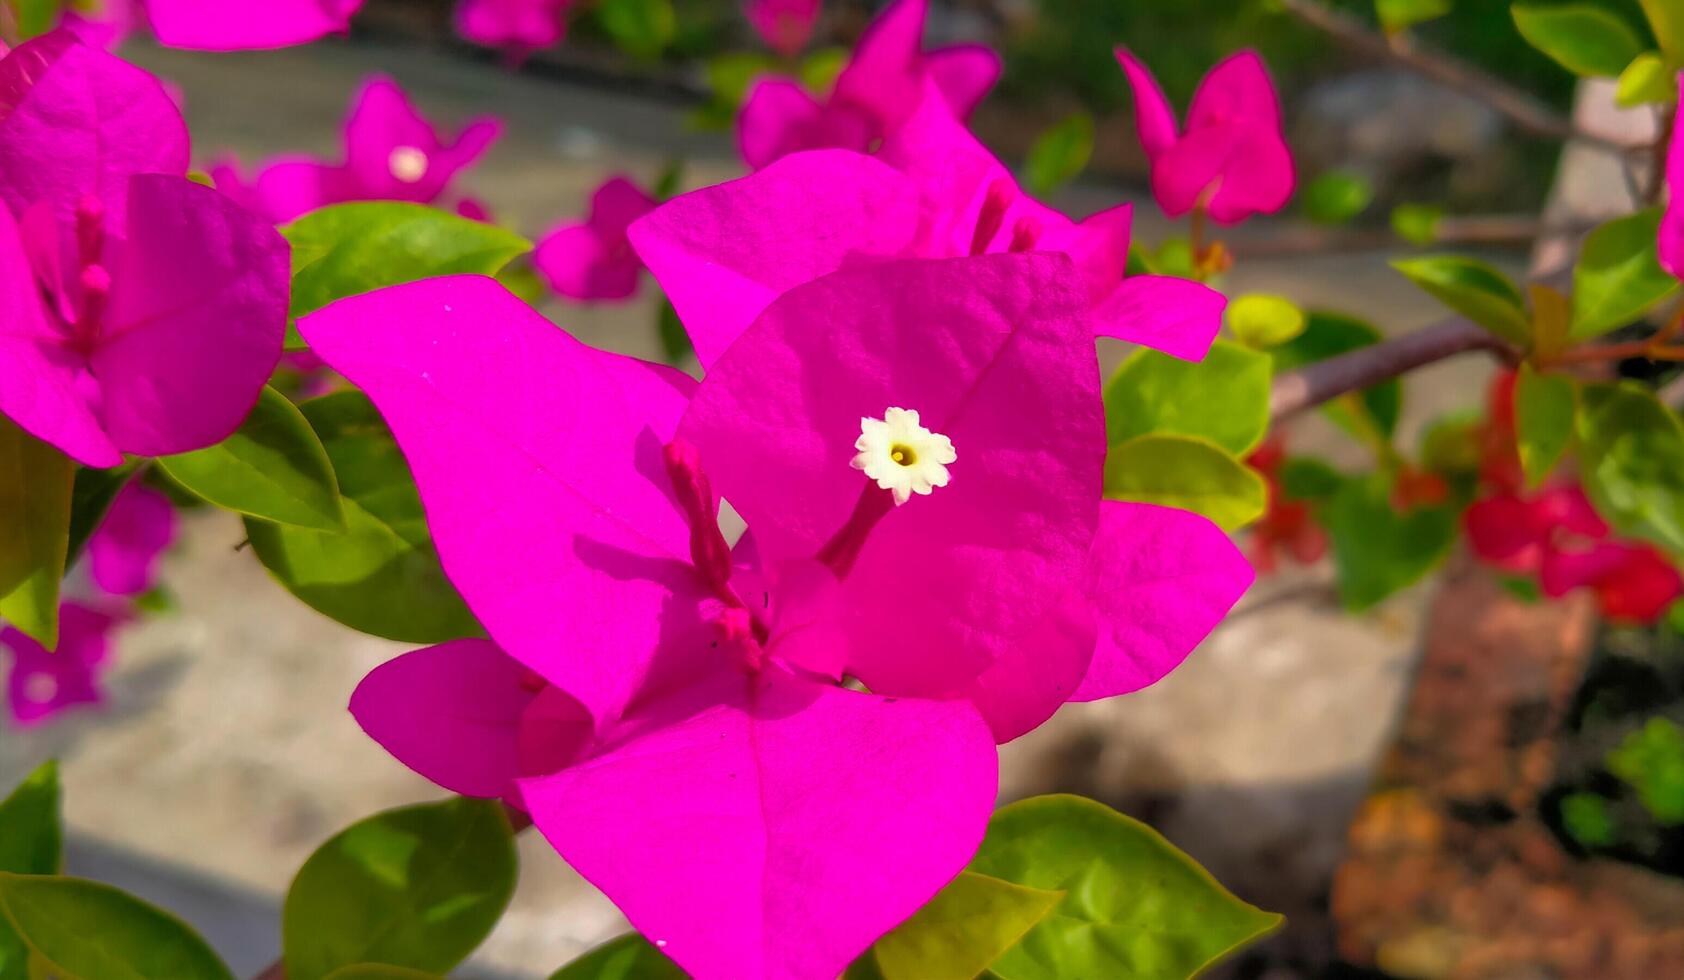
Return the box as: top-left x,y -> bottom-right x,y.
735,0 -> 999,169
0,35 -> 289,466
456,0 -> 570,59
144,0 -> 362,50
3,602 -> 123,726
213,75 -> 500,222
1245,436 -> 1328,573
88,481 -> 177,596
1115,47 -> 1294,225
1660,74 -> 1684,278
636,105 -> 1225,368
533,175 -> 657,301
302,258 -> 1248,977
745,0 -> 819,58
1541,540 -> 1683,622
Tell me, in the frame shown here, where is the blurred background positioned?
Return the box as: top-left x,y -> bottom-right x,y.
6,1 -> 1684,977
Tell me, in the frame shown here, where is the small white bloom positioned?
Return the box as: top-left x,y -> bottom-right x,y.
851,407 -> 956,505
388,145 -> 429,183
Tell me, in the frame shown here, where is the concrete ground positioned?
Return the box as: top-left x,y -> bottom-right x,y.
0,35 -> 1534,977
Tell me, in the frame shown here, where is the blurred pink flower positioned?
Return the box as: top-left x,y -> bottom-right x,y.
212,76 -> 501,223
4,602 -> 124,726
146,0 -> 362,50
736,0 -> 998,169
61,0 -> 145,50
1115,47 -> 1295,225
745,0 -> 819,58
455,0 -> 569,60
88,482 -> 177,596
1660,74 -> 1684,278
639,91 -> 1227,368
0,33 -> 287,467
533,175 -> 657,301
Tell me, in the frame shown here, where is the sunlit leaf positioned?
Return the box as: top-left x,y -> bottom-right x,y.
547,934 -> 686,979
0,417 -> 72,649
969,795 -> 1282,980
158,386 -> 343,531
865,872 -> 1062,980
0,873 -> 233,980
1104,435 -> 1268,530
1226,294 -> 1306,350
246,392 -> 480,643
1513,2 -> 1646,77
1023,112 -> 1094,198
1571,207 -> 1679,340
1515,365 -> 1577,488
1577,383 -> 1684,555
1393,255 -> 1531,345
283,797 -> 517,980
1104,340 -> 1272,455
1617,51 -> 1675,106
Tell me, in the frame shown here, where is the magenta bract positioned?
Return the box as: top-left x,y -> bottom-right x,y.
88,481 -> 177,597
3,601 -> 123,726
455,0 -> 571,60
533,175 -> 657,301
745,0 -> 820,58
0,35 -> 288,466
145,0 -> 363,51
1115,47 -> 1295,225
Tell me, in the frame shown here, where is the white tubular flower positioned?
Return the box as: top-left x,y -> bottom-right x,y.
851,407 -> 956,505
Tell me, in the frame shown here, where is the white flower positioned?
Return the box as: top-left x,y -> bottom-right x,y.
851,407 -> 956,505
388,146 -> 429,183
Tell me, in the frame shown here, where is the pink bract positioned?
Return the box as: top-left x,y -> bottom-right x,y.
215,75 -> 501,223
3,601 -> 123,726
456,0 -> 571,59
1115,47 -> 1295,225
88,480 -> 177,596
0,36 -> 288,466
533,175 -> 658,301
635,99 -> 1226,368
734,0 -> 999,170
745,0 -> 819,58
1661,73 -> 1684,278
145,0 -> 362,50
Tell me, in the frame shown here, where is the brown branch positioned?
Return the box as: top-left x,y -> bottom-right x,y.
1269,316 -> 1514,422
1277,0 -> 1644,154
1230,215 -> 1595,259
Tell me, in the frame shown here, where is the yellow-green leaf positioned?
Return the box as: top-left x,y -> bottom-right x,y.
1513,2 -> 1646,77
1515,365 -> 1577,488
0,417 -> 73,649
869,872 -> 1062,980
1617,51 -> 1675,106
0,873 -> 233,980
1227,293 -> 1307,350
1105,340 -> 1272,455
1393,255 -> 1530,345
1104,435 -> 1267,530
1572,207 -> 1679,340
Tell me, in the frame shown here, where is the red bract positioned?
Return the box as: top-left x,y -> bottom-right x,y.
1245,437 -> 1327,574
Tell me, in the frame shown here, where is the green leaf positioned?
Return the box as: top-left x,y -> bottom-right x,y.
1418,410 -> 1484,476
799,47 -> 849,96
1607,718 -> 1684,823
1515,365 -> 1578,488
157,387 -> 343,531
1301,170 -> 1374,225
283,203 -> 531,350
969,795 -> 1282,980
1022,112 -> 1094,198
1560,791 -> 1619,847
1323,473 -> 1457,611
1270,312 -> 1402,440
597,0 -> 677,59
1641,0 -> 1684,64
1617,51 -> 1675,106
1577,384 -> 1684,554
246,392 -> 480,643
703,52 -> 777,110
1104,435 -> 1268,531
547,934 -> 685,979
657,295 -> 695,366
1391,203 -> 1444,245
495,257 -> 547,307
1104,341 -> 1272,455
7,0 -> 63,39
1376,0 -> 1452,32
0,873 -> 233,980
1392,255 -> 1531,345
0,759 -> 63,974
64,462 -> 140,572
0,762 -> 61,877
1571,207 -> 1679,340
1513,2 -> 1646,77
1279,457 -> 1344,501
0,417 -> 72,650
867,871 -> 1061,980
651,157 -> 687,201
1227,294 -> 1306,350
283,797 -> 517,980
